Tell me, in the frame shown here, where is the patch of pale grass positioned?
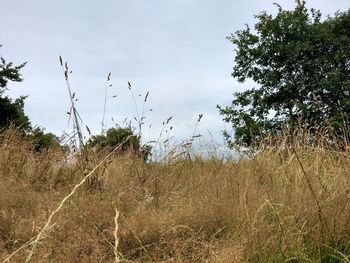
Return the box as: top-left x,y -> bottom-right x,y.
24,136 -> 132,263
1,127 -> 350,262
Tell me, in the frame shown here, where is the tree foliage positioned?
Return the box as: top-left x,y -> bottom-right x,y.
0,48 -> 31,132
0,47 -> 60,151
0,95 -> 31,132
218,1 -> 350,146
0,56 -> 26,92
88,126 -> 151,161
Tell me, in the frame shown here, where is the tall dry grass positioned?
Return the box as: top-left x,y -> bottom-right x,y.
0,127 -> 350,262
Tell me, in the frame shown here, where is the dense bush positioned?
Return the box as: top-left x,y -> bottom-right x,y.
88,126 -> 151,161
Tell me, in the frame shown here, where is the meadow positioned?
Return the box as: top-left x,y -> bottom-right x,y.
1,126 -> 350,263
2,1 -> 350,261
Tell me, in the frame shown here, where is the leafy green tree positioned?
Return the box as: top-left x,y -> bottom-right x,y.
89,126 -> 151,160
218,1 -> 350,146
0,48 -> 30,132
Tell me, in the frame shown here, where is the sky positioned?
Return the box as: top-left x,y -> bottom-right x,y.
1,0 -> 349,147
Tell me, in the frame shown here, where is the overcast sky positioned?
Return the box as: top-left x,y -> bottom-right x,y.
1,0 -> 349,146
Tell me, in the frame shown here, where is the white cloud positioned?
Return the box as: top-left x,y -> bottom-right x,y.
2,0 -> 349,146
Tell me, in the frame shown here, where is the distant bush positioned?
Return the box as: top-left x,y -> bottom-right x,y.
28,127 -> 62,153
88,126 -> 151,161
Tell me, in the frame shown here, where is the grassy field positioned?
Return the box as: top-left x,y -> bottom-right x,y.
1,128 -> 350,262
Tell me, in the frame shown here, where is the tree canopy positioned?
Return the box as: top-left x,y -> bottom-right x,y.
0,50 -> 31,133
218,1 -> 350,146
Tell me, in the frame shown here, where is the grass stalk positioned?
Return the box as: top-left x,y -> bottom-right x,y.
59,56 -> 84,148
114,208 -> 120,263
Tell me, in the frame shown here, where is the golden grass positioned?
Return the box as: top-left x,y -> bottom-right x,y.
1,128 -> 350,262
